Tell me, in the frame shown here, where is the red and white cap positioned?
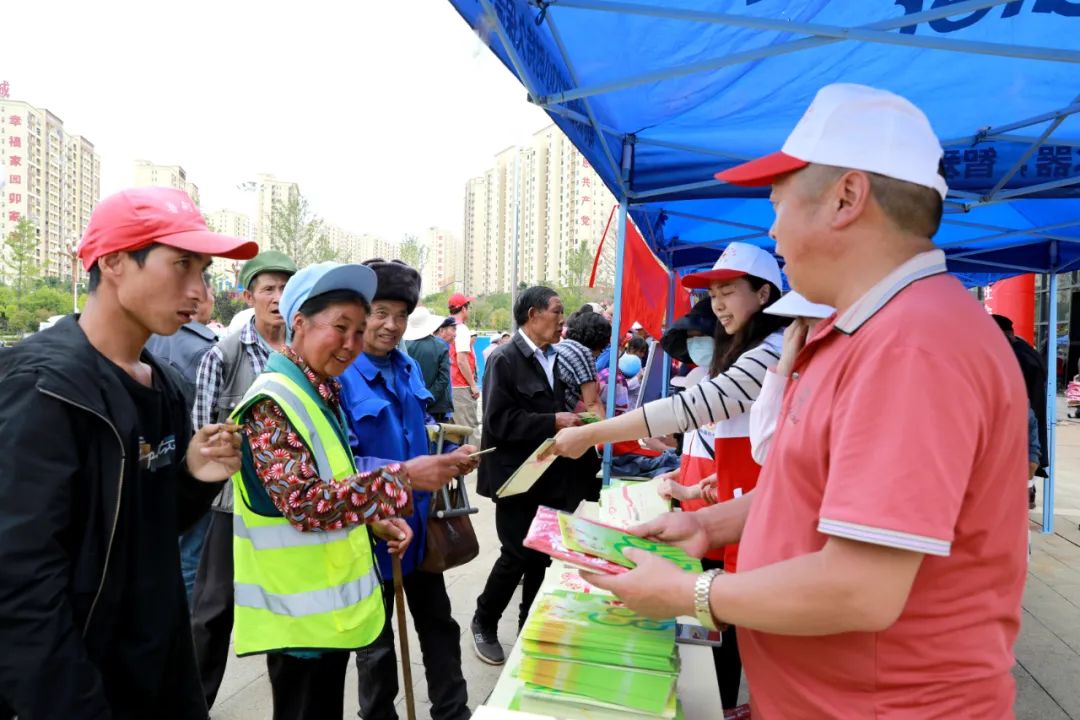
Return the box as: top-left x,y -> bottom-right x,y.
682,241 -> 783,290
714,83 -> 948,200
78,187 -> 258,271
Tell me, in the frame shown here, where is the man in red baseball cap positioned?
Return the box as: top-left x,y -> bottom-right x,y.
448,291 -> 480,432
0,187 -> 257,718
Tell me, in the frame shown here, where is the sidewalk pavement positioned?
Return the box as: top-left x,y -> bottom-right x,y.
211,411 -> 1080,718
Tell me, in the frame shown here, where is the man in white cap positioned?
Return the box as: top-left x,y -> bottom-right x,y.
403,306 -> 454,423
557,84 -> 1028,718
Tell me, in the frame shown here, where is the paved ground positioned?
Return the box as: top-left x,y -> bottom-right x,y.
211,404 -> 1080,718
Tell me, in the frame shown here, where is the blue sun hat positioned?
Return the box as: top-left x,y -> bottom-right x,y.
279,262 -> 378,341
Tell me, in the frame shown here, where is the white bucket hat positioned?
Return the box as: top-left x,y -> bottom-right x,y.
403,306 -> 447,341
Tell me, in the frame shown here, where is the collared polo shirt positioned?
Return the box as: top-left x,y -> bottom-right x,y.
737,249 -> 1028,719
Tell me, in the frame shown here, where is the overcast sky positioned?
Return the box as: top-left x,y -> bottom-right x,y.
0,0 -> 549,241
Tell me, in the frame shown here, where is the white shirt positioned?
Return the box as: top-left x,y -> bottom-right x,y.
749,369 -> 787,465
641,331 -> 783,438
454,322 -> 473,354
517,329 -> 557,389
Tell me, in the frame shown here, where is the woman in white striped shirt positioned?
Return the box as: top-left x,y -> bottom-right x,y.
550,242 -> 788,460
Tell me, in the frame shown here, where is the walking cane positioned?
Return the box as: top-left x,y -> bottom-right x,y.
392,555 -> 417,720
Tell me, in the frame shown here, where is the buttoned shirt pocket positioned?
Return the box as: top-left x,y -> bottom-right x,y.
349,396 -> 393,438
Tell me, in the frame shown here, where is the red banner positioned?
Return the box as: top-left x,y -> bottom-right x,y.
983,274 -> 1035,345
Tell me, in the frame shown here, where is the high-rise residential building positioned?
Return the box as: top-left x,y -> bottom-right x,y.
463,176 -> 488,296
322,223 -> 400,265
0,93 -> 100,283
133,159 -> 200,206
460,123 -> 617,297
256,173 -> 299,247
420,226 -> 463,298
204,209 -> 254,290
205,209 -> 253,240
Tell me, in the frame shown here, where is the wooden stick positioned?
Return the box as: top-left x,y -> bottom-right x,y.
392,555 -> 416,720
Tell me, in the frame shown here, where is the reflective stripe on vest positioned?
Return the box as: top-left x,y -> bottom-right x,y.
230,370 -> 385,656
233,511 -> 347,549
234,567 -> 380,618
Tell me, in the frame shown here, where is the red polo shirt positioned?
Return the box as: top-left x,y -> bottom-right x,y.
737,250 -> 1028,719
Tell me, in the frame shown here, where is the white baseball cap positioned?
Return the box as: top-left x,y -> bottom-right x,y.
764,291 -> 835,320
682,241 -> 783,290
403,306 -> 447,341
714,83 -> 948,200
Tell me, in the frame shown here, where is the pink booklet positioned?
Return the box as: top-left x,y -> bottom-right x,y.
523,506 -> 629,575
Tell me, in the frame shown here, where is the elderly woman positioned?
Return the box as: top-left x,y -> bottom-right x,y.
230,262 -> 475,720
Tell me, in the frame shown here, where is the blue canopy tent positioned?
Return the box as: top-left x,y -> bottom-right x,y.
448,0 -> 1080,529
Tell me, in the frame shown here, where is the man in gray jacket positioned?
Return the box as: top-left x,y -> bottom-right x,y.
146,278 -> 218,602
189,250 -> 296,710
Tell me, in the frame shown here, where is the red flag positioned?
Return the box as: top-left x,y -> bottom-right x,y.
617,220 -> 670,339
590,215 -> 695,339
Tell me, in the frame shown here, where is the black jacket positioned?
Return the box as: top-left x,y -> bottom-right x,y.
405,335 -> 453,416
0,316 -> 221,719
477,333 -> 598,505
1011,336 -> 1049,470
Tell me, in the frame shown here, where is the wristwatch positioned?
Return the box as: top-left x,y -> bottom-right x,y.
694,569 -> 723,630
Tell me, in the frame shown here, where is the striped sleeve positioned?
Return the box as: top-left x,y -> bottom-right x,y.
641,342 -> 780,436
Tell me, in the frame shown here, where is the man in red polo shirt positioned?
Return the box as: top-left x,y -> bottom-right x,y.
572,84 -> 1028,718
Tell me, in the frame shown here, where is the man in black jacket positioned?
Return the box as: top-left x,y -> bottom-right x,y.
0,187 -> 254,720
992,314 -> 1049,507
403,306 -> 454,422
470,286 -> 587,665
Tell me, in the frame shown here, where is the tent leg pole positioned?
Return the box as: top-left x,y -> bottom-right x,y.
602,197 -> 629,486
1043,266 -> 1057,534
661,267 -> 675,398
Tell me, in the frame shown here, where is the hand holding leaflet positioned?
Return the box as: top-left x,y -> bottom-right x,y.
496,439 -> 556,498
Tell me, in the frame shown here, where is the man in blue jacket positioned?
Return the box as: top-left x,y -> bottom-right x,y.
339,259 -> 472,720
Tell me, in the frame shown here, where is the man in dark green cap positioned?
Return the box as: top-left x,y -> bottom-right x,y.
190,249 -> 297,710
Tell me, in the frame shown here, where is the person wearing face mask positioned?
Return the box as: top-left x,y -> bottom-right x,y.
552,241 -> 789,710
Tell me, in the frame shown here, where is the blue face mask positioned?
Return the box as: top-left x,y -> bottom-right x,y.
686,336 -> 714,368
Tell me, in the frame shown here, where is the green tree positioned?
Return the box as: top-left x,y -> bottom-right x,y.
213,288 -> 247,326
268,194 -> 341,268
4,218 -> 40,303
421,287 -> 452,312
488,308 -> 511,332
398,233 -> 427,271
561,240 -> 594,289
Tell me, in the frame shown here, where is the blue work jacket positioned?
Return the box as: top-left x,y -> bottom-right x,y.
339,349 -> 434,578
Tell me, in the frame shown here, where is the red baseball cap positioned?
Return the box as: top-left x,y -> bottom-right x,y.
77,187 -> 259,271
448,292 -> 476,310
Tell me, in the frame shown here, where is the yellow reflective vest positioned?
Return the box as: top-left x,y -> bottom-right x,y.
229,368 -> 385,656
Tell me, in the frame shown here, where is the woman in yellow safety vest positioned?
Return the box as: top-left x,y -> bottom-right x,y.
229,261 -> 477,720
